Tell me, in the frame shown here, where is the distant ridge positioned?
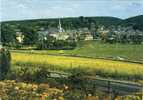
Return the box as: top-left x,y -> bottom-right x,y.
1,16 -> 122,23
1,15 -> 143,30
121,15 -> 143,31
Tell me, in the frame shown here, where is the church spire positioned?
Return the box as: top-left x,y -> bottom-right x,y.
58,19 -> 62,33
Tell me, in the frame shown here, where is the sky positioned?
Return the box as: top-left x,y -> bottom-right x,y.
1,0 -> 143,21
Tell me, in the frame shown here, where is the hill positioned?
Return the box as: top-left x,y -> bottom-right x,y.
86,16 -> 122,26
121,15 -> 143,31
1,16 -> 122,29
1,15 -> 143,31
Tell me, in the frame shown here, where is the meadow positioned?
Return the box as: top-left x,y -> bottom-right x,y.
11,51 -> 143,81
66,41 -> 143,62
12,41 -> 143,62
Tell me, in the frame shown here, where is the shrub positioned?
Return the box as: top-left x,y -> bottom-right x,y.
34,67 -> 50,83
0,47 -> 11,80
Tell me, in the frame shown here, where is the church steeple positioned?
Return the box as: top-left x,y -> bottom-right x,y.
58,19 -> 63,33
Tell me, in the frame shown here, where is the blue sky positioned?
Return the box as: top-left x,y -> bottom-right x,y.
1,0 -> 143,21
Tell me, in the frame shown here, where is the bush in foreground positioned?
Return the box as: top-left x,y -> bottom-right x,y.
0,47 -> 11,80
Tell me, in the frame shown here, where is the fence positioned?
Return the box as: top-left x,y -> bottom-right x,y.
46,70 -> 143,99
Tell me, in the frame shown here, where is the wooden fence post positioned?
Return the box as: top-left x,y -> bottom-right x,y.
107,80 -> 112,99
142,87 -> 143,100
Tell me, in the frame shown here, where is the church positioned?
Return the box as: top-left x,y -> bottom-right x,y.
49,19 -> 69,40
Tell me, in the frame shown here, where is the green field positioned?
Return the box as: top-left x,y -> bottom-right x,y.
12,41 -> 143,62
66,41 -> 143,62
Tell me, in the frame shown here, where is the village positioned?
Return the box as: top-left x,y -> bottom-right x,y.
1,0 -> 143,99
15,19 -> 143,47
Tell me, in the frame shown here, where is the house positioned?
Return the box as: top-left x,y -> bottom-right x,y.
67,30 -> 79,41
56,32 -> 69,40
85,34 -> 93,40
78,28 -> 93,40
16,32 -> 24,43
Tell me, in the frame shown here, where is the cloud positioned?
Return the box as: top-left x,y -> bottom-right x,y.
17,4 -> 27,9
1,0 -> 143,21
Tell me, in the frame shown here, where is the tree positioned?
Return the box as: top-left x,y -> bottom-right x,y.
130,34 -> 143,44
37,35 -> 56,49
19,26 -> 39,45
1,24 -> 16,45
0,48 -> 11,80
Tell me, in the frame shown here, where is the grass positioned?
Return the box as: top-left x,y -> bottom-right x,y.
7,42 -> 143,98
11,52 -> 143,80
66,41 -> 143,61
12,41 -> 143,62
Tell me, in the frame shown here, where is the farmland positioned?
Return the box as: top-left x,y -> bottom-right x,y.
10,41 -> 143,81
2,41 -> 143,99
65,41 -> 143,62
11,51 -> 143,81
7,49 -> 143,99
13,41 -> 143,62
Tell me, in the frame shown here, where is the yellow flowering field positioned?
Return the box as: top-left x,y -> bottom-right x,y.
11,52 -> 143,78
